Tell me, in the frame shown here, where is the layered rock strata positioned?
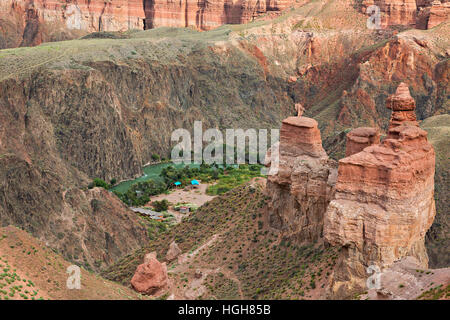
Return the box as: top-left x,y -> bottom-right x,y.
266,115 -> 337,243
361,0 -> 449,29
324,83 -> 436,298
0,0 -> 145,48
0,0 -> 299,48
144,0 -> 296,30
386,82 -> 419,130
345,127 -> 380,157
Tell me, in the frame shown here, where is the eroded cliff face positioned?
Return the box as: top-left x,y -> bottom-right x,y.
0,0 -> 301,48
0,154 -> 148,271
324,83 -> 436,298
266,116 -> 337,243
361,0 -> 449,29
265,83 -> 438,298
0,0 -> 145,48
0,33 -> 294,270
143,0 -> 297,30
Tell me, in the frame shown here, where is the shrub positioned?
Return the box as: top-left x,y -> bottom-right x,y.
92,178 -> 109,189
153,199 -> 169,212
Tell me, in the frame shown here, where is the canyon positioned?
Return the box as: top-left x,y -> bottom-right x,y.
265,83 -> 439,298
0,0 -> 448,299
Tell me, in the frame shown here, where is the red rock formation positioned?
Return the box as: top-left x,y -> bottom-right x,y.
265,115 -> 337,243
1,0 -> 300,47
361,0 -> 449,29
131,252 -> 168,295
324,83 -> 436,298
345,127 -> 380,157
0,0 -> 145,48
279,117 -> 328,158
143,0 -> 296,30
427,0 -> 450,28
386,82 -> 419,130
362,0 -> 418,27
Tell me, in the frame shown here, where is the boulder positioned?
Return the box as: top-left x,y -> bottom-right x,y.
131,252 -> 168,295
166,241 -> 182,262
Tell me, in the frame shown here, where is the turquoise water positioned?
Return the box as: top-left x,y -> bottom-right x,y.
111,162 -> 200,193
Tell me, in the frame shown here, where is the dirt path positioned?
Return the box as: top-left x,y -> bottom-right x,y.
167,233 -> 245,299
176,234 -> 219,265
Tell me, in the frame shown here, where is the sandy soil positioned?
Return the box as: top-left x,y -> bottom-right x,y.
0,226 -> 146,300
146,183 -> 216,223
148,183 -> 216,207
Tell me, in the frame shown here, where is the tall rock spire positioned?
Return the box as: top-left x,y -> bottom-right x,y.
386,82 -> 419,131
265,113 -> 337,243
324,83 -> 436,298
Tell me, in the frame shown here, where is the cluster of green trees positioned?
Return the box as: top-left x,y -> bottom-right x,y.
112,179 -> 167,207
160,162 -> 224,187
88,178 -> 117,190
91,161 -> 263,207
205,164 -> 262,195
153,199 -> 169,212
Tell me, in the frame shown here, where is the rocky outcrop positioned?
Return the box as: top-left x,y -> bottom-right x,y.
386,82 -> 419,129
166,241 -> 182,262
324,83 -> 436,298
427,0 -> 450,28
362,256 -> 450,300
266,115 -> 337,243
345,127 -> 380,157
361,0 -> 449,29
0,153 -> 148,272
362,0 -> 418,27
0,0 -> 145,48
144,0 -> 296,30
0,0 -> 299,48
131,252 -> 168,295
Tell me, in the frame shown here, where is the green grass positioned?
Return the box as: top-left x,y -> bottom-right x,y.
206,164 -> 263,195
111,162 -> 200,193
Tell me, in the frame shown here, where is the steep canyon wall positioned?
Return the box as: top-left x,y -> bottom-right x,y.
266,83 -> 437,298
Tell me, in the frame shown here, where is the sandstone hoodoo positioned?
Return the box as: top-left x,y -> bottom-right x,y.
266,113 -> 337,243
324,83 -> 436,298
345,127 -> 380,157
131,252 -> 168,296
386,82 -> 419,130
